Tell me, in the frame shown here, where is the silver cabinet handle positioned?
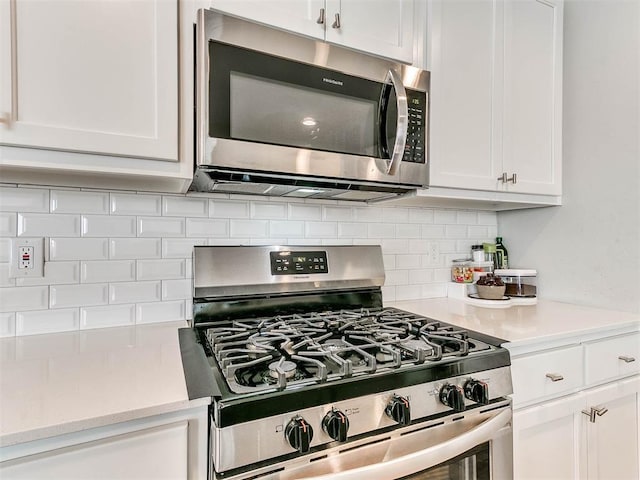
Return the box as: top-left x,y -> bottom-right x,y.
545,373 -> 564,382
507,173 -> 517,184
332,12 -> 341,29
316,8 -> 325,25
619,355 -> 636,363
582,406 -> 608,423
497,172 -> 507,183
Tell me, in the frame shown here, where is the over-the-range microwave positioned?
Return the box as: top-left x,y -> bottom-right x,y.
190,9 -> 430,202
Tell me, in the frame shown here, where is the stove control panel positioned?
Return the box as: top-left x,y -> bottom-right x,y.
270,251 -> 328,275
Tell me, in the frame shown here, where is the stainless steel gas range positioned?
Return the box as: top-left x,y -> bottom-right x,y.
187,245 -> 513,480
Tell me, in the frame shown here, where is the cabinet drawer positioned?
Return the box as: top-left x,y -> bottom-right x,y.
585,332 -> 640,385
511,345 -> 583,406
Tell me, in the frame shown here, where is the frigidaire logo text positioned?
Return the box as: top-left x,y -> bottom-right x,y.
323,77 -> 343,86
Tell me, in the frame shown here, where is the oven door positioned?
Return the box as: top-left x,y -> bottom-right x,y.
249,405 -> 512,480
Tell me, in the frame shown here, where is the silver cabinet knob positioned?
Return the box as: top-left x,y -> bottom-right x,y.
497,172 -> 508,183
332,12 -> 341,29
316,8 -> 325,25
618,355 -> 636,363
507,173 -> 517,184
545,373 -> 564,382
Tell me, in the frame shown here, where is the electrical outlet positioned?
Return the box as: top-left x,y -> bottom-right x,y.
424,242 -> 440,265
10,238 -> 45,278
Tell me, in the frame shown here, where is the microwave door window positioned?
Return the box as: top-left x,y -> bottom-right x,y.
229,72 -> 378,157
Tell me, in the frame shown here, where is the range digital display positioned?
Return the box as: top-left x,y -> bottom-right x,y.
270,251 -> 328,275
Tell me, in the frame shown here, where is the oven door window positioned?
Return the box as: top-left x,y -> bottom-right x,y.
398,443 -> 489,480
208,41 -> 394,158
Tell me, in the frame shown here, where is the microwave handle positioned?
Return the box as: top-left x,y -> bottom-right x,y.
384,68 -> 408,176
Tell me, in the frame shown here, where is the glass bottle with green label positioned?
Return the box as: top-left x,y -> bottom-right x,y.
495,237 -> 509,269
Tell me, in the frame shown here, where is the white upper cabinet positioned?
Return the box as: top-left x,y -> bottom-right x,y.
0,0 -> 178,160
209,0 -> 415,63
428,0 -> 563,196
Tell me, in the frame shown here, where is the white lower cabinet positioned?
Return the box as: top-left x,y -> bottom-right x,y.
0,405 -> 208,480
509,330 -> 640,480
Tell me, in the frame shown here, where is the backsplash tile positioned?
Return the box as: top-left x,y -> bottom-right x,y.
0,185 -> 498,336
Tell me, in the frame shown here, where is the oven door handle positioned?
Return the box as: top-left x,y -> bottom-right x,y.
302,408 -> 512,480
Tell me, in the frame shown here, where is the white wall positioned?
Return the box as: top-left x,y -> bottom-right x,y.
498,0 -> 640,313
0,185 -> 497,336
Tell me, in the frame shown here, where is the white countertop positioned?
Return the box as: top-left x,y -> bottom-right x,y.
389,298 -> 640,347
0,321 -> 210,447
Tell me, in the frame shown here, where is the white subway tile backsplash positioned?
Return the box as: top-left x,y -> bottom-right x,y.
323,206 -> 353,221
230,219 -> 269,238
50,238 -> 109,261
109,281 -> 161,304
338,223 -> 365,238
0,187 -> 49,213
434,210 -> 457,225
269,221 -> 304,238
51,190 -> 109,214
0,239 -> 10,262
161,279 -> 191,301
110,193 -> 161,216
0,312 -> 15,337
186,218 -> 228,237
163,196 -> 208,217
16,308 -> 79,336
305,222 -> 337,238
251,202 -> 287,219
289,204 -> 322,221
50,284 -> 108,309
368,223 -> 396,238
162,238 -> 207,258
0,213 -> 17,236
80,304 -> 136,329
136,300 -> 185,324
81,215 -> 136,237
210,200 -> 249,218
138,217 -> 185,237
110,238 -> 161,260
0,286 -> 49,312
137,259 -> 185,281
2,186 -> 490,334
18,213 -> 80,237
16,261 -> 80,286
81,260 -> 136,283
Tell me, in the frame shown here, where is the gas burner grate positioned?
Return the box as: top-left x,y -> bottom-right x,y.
204,307 -> 491,394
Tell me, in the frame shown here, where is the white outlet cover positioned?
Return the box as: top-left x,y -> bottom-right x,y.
10,237 -> 45,278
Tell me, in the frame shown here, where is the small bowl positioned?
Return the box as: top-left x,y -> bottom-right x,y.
476,284 -> 506,300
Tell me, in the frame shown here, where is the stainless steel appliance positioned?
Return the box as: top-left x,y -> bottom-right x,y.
188,245 -> 513,479
191,10 -> 430,202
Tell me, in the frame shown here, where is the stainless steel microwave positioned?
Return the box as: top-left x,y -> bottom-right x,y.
191,9 -> 430,202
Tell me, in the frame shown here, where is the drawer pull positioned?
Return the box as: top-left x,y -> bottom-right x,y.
618,355 -> 636,363
582,406 -> 608,423
545,373 -> 564,382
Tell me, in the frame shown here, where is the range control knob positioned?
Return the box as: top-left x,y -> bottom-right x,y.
322,409 -> 349,442
464,379 -> 489,405
385,394 -> 411,426
440,384 -> 466,412
285,416 -> 314,453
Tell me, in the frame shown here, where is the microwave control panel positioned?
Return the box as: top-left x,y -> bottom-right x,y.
403,89 -> 427,164
270,251 -> 328,275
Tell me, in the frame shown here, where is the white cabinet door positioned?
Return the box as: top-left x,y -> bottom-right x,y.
209,0 -> 413,63
502,0 -> 563,195
325,0 -> 414,63
513,393 -> 586,480
1,422 -> 189,479
428,0 -> 502,191
209,0 -> 325,39
0,0 -> 178,161
583,377 -> 640,480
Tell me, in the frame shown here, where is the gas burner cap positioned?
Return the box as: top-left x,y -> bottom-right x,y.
269,360 -> 297,379
323,339 -> 346,350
